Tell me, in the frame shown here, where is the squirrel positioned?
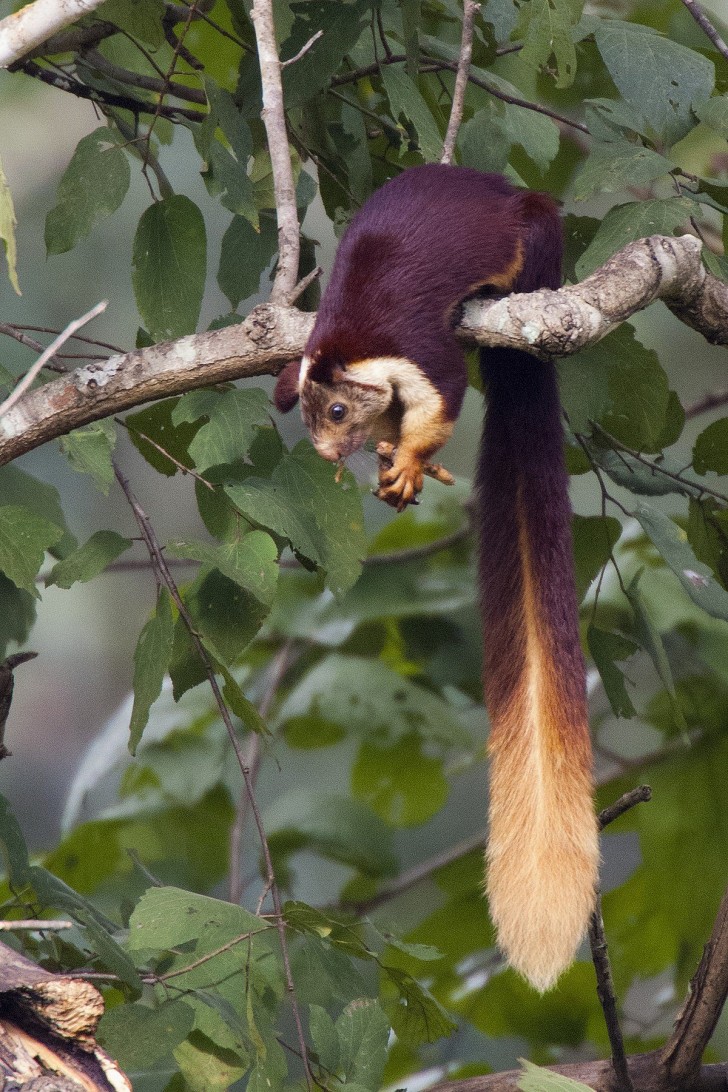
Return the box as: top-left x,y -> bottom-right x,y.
274,164 -> 599,992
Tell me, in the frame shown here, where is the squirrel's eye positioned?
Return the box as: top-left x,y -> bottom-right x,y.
329,403 -> 347,422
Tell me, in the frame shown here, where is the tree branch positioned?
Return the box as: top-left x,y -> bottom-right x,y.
250,0 -> 300,304
0,234 -> 725,470
0,0 -> 109,68
440,1 -> 479,165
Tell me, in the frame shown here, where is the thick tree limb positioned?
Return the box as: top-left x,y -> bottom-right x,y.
0,0 -> 108,68
459,234 -> 728,358
429,1055 -> 728,1091
0,234 -> 726,469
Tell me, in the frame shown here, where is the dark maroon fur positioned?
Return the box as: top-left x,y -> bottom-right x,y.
476,190 -> 588,734
306,165 -> 527,421
273,360 -> 301,411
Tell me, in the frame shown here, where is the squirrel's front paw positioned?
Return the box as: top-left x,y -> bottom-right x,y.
375,455 -> 425,511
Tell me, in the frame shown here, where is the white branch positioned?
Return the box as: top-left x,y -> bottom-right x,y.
0,0 -> 109,69
250,0 -> 301,305
0,234 -> 725,469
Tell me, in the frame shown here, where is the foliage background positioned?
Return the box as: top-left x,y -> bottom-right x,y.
1,0 -> 728,1088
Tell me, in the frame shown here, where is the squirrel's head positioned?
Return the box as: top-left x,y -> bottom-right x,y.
273,353 -> 392,462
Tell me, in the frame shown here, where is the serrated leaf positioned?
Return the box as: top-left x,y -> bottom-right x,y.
45,128 -> 130,254
0,156 -> 20,294
275,655 -> 470,748
282,0 -> 370,107
0,506 -> 63,596
572,515 -> 621,602
132,195 -> 207,341
99,999 -> 195,1069
575,198 -> 699,279
0,466 -> 76,557
518,1059 -> 593,1091
59,419 -> 116,493
129,588 -> 175,752
594,21 -> 714,144
168,531 -> 278,605
587,625 -> 637,718
382,966 -> 456,1044
634,503 -> 728,622
625,573 -> 685,731
693,417 -> 728,474
382,66 -> 442,161
128,886 -> 268,951
46,530 -> 132,589
185,388 -> 271,471
219,214 -> 277,309
126,398 -> 200,476
518,0 -> 579,89
225,441 -> 366,596
696,94 -> 728,137
573,142 -> 674,201
336,998 -> 390,1088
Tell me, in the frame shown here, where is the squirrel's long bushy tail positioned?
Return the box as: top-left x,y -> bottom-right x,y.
476,195 -> 599,992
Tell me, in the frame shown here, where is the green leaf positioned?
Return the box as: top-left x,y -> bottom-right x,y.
573,142 -> 674,201
0,793 -> 31,888
129,588 -> 175,752
575,198 -> 699,278
351,735 -> 448,826
46,531 -> 133,589
382,66 -> 442,161
336,998 -> 390,1088
174,1030 -> 248,1091
625,573 -> 685,731
309,1004 -> 339,1072
0,576 -> 35,659
58,419 -> 116,494
218,214 -> 277,309
265,790 -> 397,876
587,625 -> 637,718
225,441 -> 366,597
282,0 -> 371,106
0,156 -> 20,294
126,398 -> 200,476
634,503 -> 728,623
693,417 -> 728,474
168,532 -> 278,606
382,966 -> 457,1044
518,1059 -> 593,1091
0,466 -> 76,557
45,129 -> 130,254
99,1000 -> 195,1069
132,195 -> 207,341
591,447 -> 705,498
183,388 -> 271,471
0,506 -> 63,596
275,655 -> 470,748
518,0 -> 579,89
594,20 -> 714,144
96,0 -> 165,46
572,515 -> 621,602
696,94 -> 728,137
129,886 -> 264,947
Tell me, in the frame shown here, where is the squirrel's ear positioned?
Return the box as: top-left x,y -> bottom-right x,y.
273,360 -> 301,412
308,357 -> 345,384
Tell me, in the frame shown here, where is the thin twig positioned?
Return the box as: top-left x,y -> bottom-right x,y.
281,29 -> 323,68
0,300 -> 107,417
112,462 -> 313,1092
229,641 -> 295,904
288,265 -> 323,305
441,1 -> 479,165
662,881 -> 728,1085
589,787 -> 653,1092
78,48 -> 207,103
159,926 -> 276,981
250,0 -> 300,304
0,919 -> 72,930
679,0 -> 728,61
685,387 -> 728,419
0,323 -> 67,373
